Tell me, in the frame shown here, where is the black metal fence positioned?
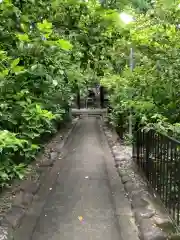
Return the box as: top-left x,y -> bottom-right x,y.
133,129 -> 180,226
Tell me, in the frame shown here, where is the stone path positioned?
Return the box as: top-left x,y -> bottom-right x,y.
15,117 -> 139,240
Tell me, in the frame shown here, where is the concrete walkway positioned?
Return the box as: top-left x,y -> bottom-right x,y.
25,117 -> 139,240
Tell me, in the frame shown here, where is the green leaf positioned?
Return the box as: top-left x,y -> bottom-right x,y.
37,20 -> 52,34
16,34 -> 30,42
52,79 -> 58,86
0,172 -> 9,180
0,69 -> 9,78
11,58 -> 20,68
13,66 -> 25,74
56,39 -> 73,51
16,172 -> 24,180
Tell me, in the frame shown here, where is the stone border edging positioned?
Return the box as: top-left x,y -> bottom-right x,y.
1,118 -> 79,240
102,121 -> 180,240
98,119 -> 140,240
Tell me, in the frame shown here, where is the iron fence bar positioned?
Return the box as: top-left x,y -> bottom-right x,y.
177,148 -> 180,225
136,130 -> 140,166
172,146 -> 177,220
145,131 -> 150,180
132,127 -> 180,227
165,140 -> 169,209
151,130 -> 155,188
152,131 -> 157,190
168,141 -> 173,215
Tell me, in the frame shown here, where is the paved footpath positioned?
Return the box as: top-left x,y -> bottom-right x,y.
19,117 -> 139,240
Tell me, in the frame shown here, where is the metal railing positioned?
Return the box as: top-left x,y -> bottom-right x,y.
133,129 -> 180,226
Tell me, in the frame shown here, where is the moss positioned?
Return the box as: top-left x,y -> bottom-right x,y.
168,234 -> 180,240
156,221 -> 180,239
156,221 -> 176,234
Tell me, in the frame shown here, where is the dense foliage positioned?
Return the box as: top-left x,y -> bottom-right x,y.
0,0 -> 129,187
102,0 -> 180,138
1,0 -> 179,186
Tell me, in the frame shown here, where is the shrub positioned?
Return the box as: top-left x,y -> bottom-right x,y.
0,130 -> 39,187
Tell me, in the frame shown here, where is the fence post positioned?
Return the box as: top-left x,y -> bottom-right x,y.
136,130 -> 139,165
134,120 -> 139,165
145,130 -> 150,180
77,89 -> 80,109
100,86 -> 104,108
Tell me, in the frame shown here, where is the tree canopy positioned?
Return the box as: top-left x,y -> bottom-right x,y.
102,0 -> 180,137
0,0 -> 179,186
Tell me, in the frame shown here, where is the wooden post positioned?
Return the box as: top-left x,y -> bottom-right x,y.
77,89 -> 80,109
100,86 -> 104,108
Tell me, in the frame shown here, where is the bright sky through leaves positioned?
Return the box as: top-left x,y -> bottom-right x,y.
119,12 -> 133,24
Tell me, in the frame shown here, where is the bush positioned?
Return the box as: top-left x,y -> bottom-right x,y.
0,130 -> 39,187
0,1 -> 76,187
0,0 -> 125,187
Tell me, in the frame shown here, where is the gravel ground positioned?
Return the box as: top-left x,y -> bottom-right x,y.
103,123 -> 147,190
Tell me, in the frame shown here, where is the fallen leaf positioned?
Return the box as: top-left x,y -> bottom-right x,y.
78,216 -> 83,221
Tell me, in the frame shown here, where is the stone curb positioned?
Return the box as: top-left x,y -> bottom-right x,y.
1,118 -> 79,240
99,119 -> 140,240
102,121 -> 180,240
